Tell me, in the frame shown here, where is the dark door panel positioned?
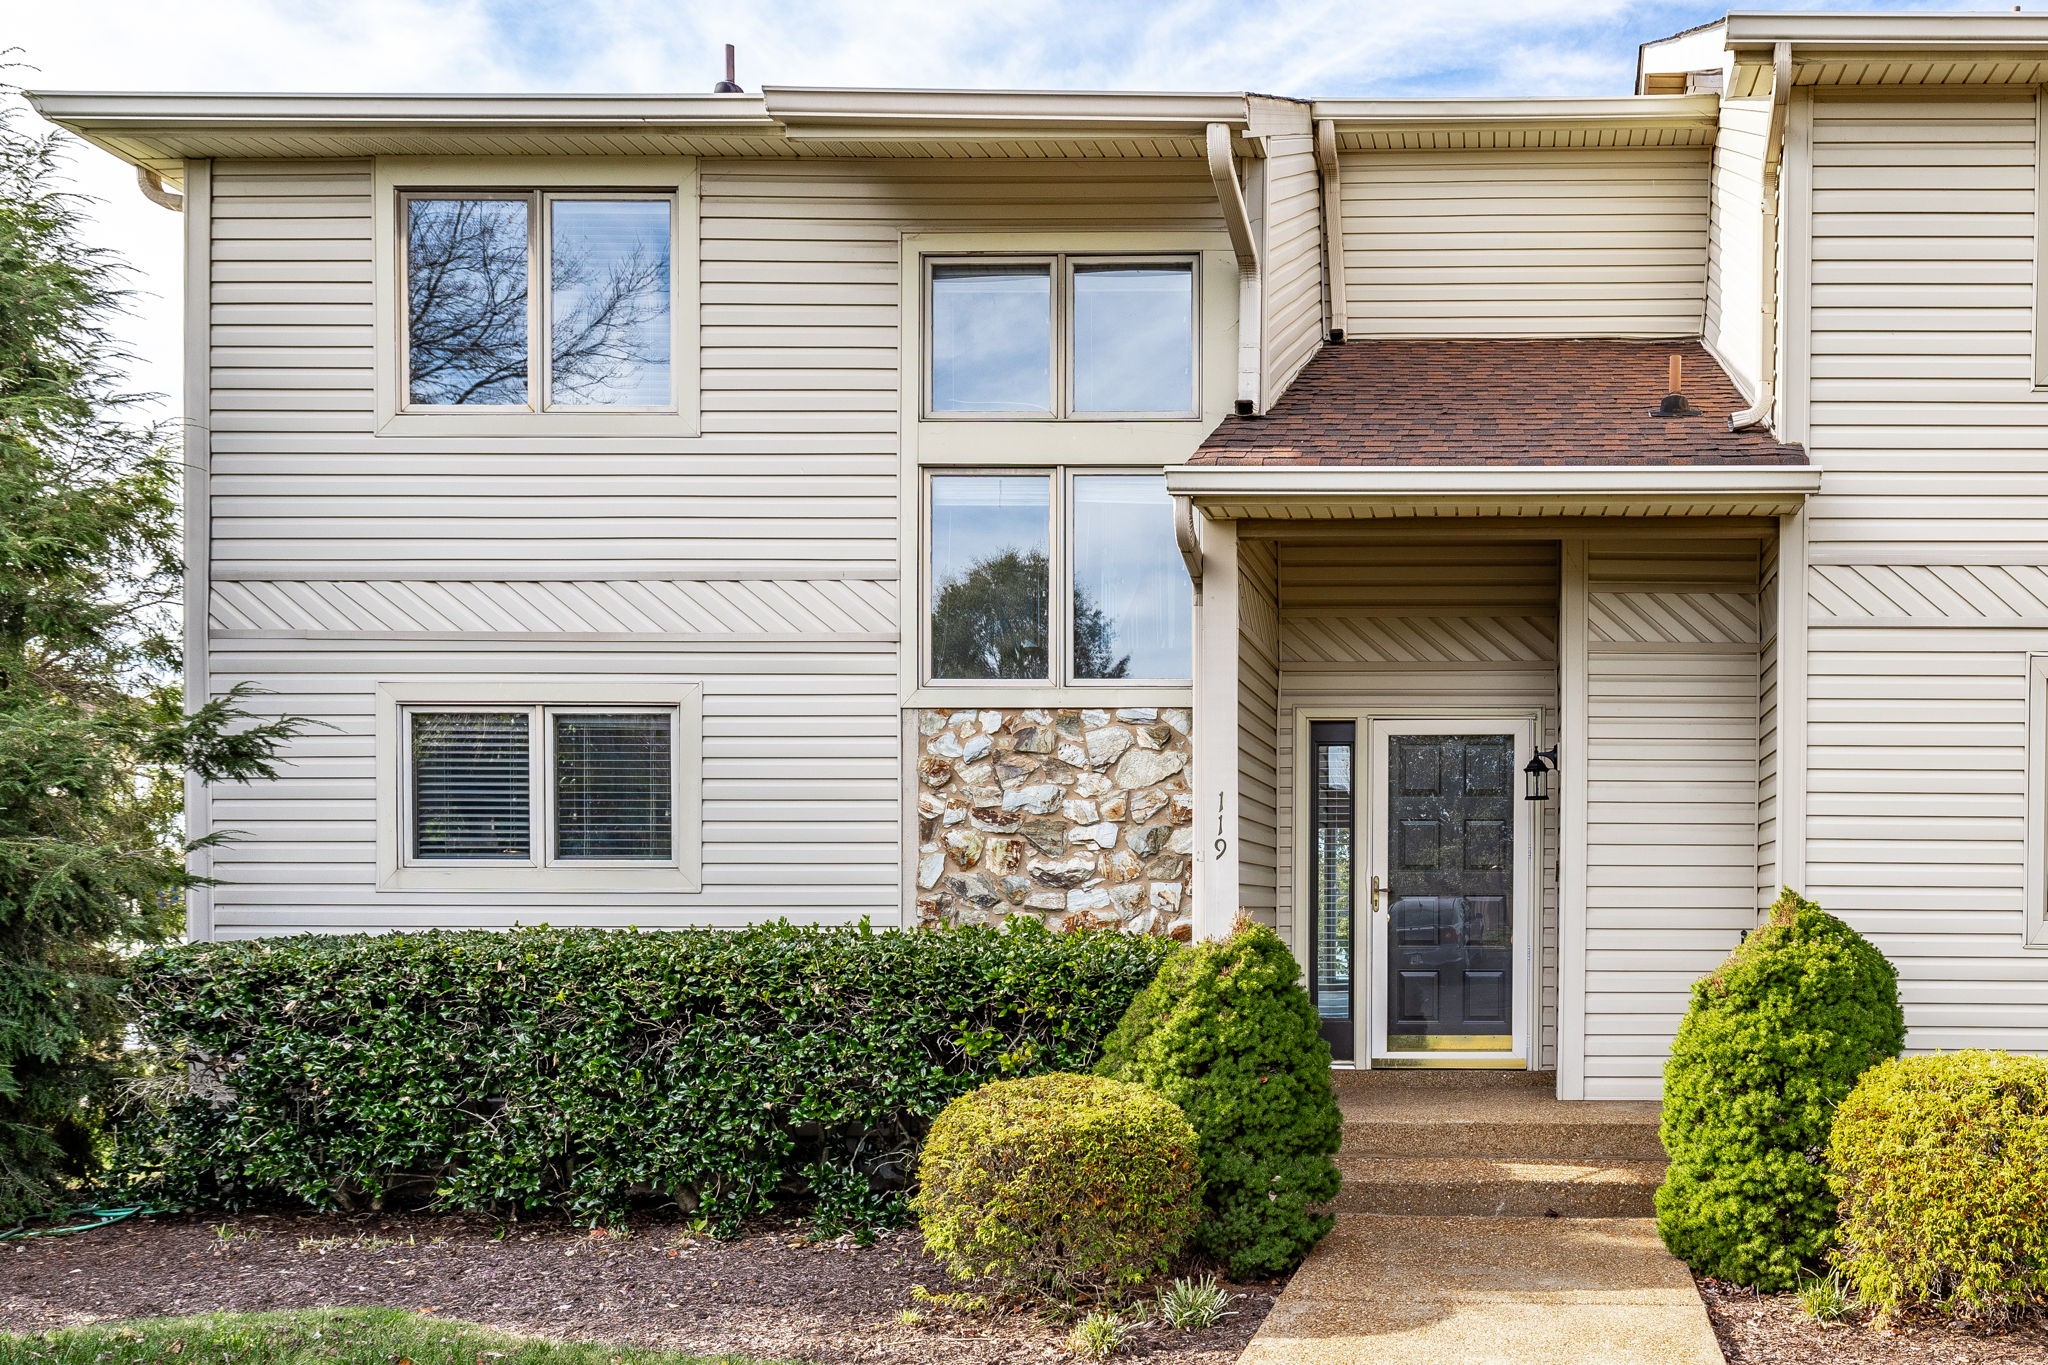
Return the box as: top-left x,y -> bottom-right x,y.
1384,733 -> 1516,1055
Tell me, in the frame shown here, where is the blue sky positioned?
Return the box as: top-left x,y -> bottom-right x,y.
7,0 -> 1993,410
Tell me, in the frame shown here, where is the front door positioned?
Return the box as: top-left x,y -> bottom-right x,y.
1365,718 -> 1532,1065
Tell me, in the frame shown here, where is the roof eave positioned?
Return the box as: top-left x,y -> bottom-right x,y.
1165,462 -> 1819,517
1724,11 -> 2048,50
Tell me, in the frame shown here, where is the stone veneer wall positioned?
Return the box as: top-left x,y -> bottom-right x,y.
913,707 -> 1194,936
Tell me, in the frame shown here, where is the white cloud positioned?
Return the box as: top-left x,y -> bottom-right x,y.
2,0 -> 2002,418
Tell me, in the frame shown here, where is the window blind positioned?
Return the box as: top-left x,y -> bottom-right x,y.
410,711 -> 531,860
553,712 -> 673,860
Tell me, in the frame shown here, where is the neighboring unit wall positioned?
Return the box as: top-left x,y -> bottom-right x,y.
1580,538 -> 1760,1099
1272,537 -> 1562,1066
1707,93 -> 1771,397
1257,115 -> 1326,409
1338,146 -> 1711,338
202,153 -> 1222,936
1798,87 -> 2048,1052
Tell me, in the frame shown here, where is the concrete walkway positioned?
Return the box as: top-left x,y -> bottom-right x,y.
1240,1213 -> 1724,1365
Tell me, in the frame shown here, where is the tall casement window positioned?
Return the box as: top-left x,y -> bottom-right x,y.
926,470 -> 1191,685
402,192 -> 677,412
925,256 -> 1197,419
405,705 -> 679,868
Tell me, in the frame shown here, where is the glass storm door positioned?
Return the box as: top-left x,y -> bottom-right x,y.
1306,722 -> 1356,1063
1366,718 -> 1532,1065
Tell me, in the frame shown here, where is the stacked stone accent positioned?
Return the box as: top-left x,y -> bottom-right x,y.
913,707 -> 1194,936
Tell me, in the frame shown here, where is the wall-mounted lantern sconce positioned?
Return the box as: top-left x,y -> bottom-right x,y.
1523,747 -> 1560,802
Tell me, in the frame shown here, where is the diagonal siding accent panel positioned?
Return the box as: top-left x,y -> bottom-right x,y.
1588,591 -> 1760,645
212,579 -> 899,637
1281,614 -> 1556,664
1810,564 -> 2048,620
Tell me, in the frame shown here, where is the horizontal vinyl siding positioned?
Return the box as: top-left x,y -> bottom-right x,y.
1340,147 -> 1710,339
1795,88 -> 2048,1056
1803,90 -> 2048,559
1274,539 -> 1561,1067
1260,133 -> 1325,408
1240,541 -> 1281,921
207,639 -> 899,934
1707,95 -> 1770,397
1583,541 -> 1760,1100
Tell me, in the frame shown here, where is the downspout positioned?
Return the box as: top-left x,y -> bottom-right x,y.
1730,41 -> 1791,432
1207,121 -> 1262,415
137,166 -> 184,211
1314,119 -> 1346,342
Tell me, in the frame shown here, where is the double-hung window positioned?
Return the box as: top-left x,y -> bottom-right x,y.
925,255 -> 1197,419
378,683 -> 702,891
400,190 -> 678,412
925,470 -> 1191,685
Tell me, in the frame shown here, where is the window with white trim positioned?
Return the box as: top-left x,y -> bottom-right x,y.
404,704 -> 679,868
924,255 -> 1197,419
925,470 -> 1191,685
401,191 -> 677,412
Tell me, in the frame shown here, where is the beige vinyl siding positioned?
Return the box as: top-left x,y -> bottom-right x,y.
205,638 -> 900,934
1239,541 -> 1281,919
1273,538 -> 1561,1067
1260,132 -> 1325,409
203,153 -> 1224,937
1707,95 -> 1771,397
1757,533 -> 1781,909
1582,540 -> 1760,1099
1339,146 -> 1711,339
1796,87 -> 2048,1049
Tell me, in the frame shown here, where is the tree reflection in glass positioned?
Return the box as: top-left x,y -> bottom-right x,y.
549,199 -> 672,407
406,197 -> 530,405
929,476 -> 1049,680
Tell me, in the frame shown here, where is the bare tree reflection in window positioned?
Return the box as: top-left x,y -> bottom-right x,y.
406,198 -> 530,406
549,199 -> 673,407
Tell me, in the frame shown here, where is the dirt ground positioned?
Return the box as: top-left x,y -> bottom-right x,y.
1698,1278 -> 2048,1365
0,1212 -> 1277,1364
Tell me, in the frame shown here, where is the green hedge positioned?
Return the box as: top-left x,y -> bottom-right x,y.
1829,1051 -> 2048,1319
120,921 -> 1173,1232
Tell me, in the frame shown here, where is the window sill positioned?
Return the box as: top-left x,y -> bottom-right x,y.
916,419 -> 1220,466
908,684 -> 1192,711
377,410 -> 701,439
380,864 -> 701,894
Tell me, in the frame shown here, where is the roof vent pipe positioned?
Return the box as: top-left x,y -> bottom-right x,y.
712,44 -> 743,93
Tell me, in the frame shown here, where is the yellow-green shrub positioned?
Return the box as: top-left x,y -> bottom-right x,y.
1828,1051 -> 2048,1319
911,1072 -> 1201,1300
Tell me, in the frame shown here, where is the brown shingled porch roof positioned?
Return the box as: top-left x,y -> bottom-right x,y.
1192,339 -> 1806,467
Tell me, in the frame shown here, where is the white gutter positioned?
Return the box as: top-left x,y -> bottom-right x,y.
136,166 -> 182,211
1314,119 -> 1345,342
1166,460 -> 1818,505
1730,41 -> 1791,433
1207,121 -> 1262,415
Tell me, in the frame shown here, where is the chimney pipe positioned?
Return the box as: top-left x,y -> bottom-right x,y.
1653,350 -> 1702,418
713,44 -> 742,93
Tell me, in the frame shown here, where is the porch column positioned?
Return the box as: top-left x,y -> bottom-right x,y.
1191,514 -> 1241,940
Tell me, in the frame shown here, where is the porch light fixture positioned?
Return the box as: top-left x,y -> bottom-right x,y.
1523,747 -> 1559,802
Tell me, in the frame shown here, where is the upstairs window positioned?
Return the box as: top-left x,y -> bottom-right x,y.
925,255 -> 1196,419
403,192 -> 676,412
926,470 -> 1191,685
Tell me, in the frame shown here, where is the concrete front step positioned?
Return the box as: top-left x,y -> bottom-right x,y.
1335,1154 -> 1666,1219
1334,1067 -> 1560,1092
1339,1089 -> 1666,1162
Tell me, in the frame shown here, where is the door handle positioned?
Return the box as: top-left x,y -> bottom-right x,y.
1370,874 -> 1386,914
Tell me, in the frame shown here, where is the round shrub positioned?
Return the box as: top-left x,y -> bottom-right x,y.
1094,920 -> 1341,1278
911,1072 -> 1201,1299
1655,889 -> 1904,1290
1828,1051 -> 2048,1320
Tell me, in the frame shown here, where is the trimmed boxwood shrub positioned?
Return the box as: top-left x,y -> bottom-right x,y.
1094,920 -> 1341,1278
1828,1051 -> 2048,1320
120,921 -> 1173,1232
912,1072 -> 1201,1299
1655,889 -> 1904,1290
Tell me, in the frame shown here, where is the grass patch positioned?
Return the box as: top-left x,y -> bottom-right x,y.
0,1308 -> 802,1365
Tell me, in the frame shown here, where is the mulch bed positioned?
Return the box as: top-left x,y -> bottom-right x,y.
1699,1278 -> 2048,1365
1,1212 -> 1276,1364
